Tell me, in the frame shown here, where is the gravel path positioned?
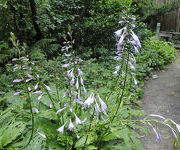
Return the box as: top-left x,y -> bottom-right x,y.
141,55 -> 180,150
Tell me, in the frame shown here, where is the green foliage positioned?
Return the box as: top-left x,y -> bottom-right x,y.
145,37 -> 176,64
134,22 -> 153,42
0,92 -> 58,149
0,73 -> 14,94
0,105 -> 28,149
0,41 -> 15,65
0,39 -> 177,149
0,0 -> 8,8
134,0 -> 180,20
72,0 -> 131,49
83,58 -> 115,89
174,135 -> 180,150
0,0 -> 34,43
0,120 -> 26,148
29,38 -> 60,60
0,0 -> 178,149
136,37 -> 176,82
102,126 -> 144,150
0,0 -> 134,70
1,29 -> 178,149
24,134 -> 46,150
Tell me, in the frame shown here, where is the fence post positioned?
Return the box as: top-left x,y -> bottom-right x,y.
156,22 -> 161,40
175,8 -> 180,32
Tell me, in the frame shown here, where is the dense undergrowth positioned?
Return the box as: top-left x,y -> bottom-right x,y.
0,0 -> 179,149
0,34 -> 176,149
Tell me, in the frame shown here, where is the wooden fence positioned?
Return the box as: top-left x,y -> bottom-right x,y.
156,0 -> 180,32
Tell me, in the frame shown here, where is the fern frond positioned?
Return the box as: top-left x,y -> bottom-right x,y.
30,38 -> 60,60
0,41 -> 16,64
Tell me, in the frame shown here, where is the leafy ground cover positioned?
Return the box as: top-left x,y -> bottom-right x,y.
0,1 -> 179,149
0,34 -> 177,149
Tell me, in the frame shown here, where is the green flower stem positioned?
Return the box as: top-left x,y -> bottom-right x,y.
111,51 -> 130,122
116,54 -> 126,86
45,88 -> 61,125
106,55 -> 125,102
55,80 -> 64,124
55,82 -> 60,102
175,139 -> 180,150
84,107 -> 95,146
102,119 -> 171,142
71,131 -> 82,149
24,92 -> 34,148
22,71 -> 34,148
69,84 -> 72,107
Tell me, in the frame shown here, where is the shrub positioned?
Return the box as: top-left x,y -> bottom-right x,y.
135,37 -> 176,82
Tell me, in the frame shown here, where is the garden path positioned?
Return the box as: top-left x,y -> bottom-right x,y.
141,54 -> 180,150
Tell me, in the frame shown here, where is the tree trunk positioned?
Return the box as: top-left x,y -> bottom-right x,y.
29,0 -> 42,40
79,0 -> 92,22
8,2 -> 18,33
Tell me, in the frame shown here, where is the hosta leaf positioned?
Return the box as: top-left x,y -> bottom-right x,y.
128,110 -> 145,117
75,136 -> 86,148
103,127 -> 141,149
102,140 -> 129,150
0,108 -> 12,123
24,133 -> 46,150
47,139 -> 65,150
37,109 -> 58,120
0,121 -> 26,148
3,92 -> 25,107
0,109 -> 13,136
130,132 -> 144,150
34,117 -> 58,138
75,132 -> 97,148
86,145 -> 97,150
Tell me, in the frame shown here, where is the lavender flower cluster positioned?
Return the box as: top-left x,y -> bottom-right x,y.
56,33 -> 108,135
148,114 -> 180,143
12,56 -> 52,113
114,11 -> 180,144
114,11 -> 141,85
12,56 -> 34,95
11,31 -> 108,140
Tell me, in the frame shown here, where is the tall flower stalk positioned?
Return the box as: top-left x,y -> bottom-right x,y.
111,10 -> 140,122
11,33 -> 35,148
53,28 -> 109,149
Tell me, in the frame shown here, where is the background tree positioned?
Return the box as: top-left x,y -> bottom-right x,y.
133,0 -> 180,29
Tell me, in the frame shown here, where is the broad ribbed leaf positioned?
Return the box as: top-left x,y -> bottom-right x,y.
24,134 -> 46,150
0,121 -> 26,148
